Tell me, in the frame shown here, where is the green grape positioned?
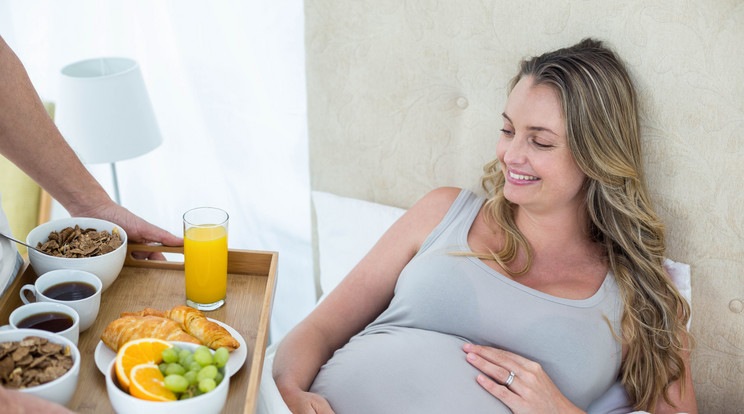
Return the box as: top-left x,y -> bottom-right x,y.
214,347 -> 229,368
164,374 -> 189,393
165,362 -> 186,376
197,364 -> 218,382
198,378 -> 216,393
161,348 -> 179,364
180,354 -> 195,367
152,345 -> 230,396
193,347 -> 213,367
189,361 -> 202,372
184,370 -> 199,386
177,349 -> 192,365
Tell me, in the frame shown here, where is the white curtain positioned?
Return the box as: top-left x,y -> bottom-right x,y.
0,0 -> 315,342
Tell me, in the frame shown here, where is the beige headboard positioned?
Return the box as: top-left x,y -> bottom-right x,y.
305,1 -> 744,412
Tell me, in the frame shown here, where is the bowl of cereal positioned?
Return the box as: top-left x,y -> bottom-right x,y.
0,328 -> 81,406
26,217 -> 127,291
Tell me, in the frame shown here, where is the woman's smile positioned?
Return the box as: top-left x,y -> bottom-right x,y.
506,169 -> 541,184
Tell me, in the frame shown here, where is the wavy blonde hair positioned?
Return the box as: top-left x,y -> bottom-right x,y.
480,38 -> 692,411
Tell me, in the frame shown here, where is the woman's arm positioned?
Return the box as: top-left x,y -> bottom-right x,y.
273,187 -> 462,413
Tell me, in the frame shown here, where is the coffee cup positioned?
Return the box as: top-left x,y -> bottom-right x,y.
4,302 -> 80,345
20,269 -> 102,332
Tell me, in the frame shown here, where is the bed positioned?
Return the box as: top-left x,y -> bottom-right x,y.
261,1 -> 744,412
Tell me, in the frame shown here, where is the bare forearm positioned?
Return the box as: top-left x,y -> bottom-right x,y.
0,35 -> 110,214
273,321 -> 336,400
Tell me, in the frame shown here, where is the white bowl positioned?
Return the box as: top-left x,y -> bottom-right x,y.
26,217 -> 128,291
105,342 -> 229,414
0,328 -> 81,406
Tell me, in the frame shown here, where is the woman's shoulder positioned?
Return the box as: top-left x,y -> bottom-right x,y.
411,187 -> 463,214
401,187 -> 466,229
391,187 -> 464,253
419,186 -> 464,205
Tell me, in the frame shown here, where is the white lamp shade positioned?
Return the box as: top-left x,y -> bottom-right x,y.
56,57 -> 162,164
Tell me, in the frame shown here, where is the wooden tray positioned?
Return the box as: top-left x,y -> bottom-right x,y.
0,243 -> 278,414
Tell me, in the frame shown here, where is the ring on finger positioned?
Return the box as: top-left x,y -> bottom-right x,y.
505,371 -> 515,387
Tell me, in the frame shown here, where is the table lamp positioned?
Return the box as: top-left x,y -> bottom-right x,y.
55,57 -> 162,205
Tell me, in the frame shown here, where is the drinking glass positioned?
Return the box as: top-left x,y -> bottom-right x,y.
183,207 -> 229,311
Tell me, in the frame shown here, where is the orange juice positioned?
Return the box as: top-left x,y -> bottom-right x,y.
184,225 -> 227,305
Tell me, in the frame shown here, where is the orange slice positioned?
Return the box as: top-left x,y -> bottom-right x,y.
115,338 -> 173,392
129,363 -> 177,402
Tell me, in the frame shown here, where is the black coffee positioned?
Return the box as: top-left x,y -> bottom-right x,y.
17,312 -> 74,333
43,281 -> 96,301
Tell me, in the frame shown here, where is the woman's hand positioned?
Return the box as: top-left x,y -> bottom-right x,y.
283,390 -> 336,414
463,343 -> 585,414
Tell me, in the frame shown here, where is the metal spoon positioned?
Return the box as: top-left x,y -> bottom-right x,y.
0,231 -> 44,253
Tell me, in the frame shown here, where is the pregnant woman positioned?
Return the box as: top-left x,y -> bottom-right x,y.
273,38 -> 696,414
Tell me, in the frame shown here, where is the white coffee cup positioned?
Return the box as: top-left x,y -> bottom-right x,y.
20,269 -> 102,332
5,302 -> 80,345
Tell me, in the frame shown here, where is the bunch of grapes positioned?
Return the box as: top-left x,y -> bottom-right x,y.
159,345 -> 230,399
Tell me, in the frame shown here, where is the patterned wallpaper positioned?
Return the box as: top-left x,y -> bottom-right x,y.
306,0 -> 744,411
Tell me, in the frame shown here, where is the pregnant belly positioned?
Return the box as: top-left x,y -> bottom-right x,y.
309,326 -> 511,414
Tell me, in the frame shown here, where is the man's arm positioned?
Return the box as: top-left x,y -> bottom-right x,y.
0,34 -> 111,216
0,34 -> 181,253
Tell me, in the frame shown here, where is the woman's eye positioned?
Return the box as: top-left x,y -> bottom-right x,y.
532,138 -> 552,149
500,128 -> 514,137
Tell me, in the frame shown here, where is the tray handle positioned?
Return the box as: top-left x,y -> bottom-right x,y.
125,243 -> 277,276
125,243 -> 185,270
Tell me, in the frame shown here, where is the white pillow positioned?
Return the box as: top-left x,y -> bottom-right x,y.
664,259 -> 692,306
312,190 -> 406,299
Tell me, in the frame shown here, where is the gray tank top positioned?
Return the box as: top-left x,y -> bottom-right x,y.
311,189 -> 623,413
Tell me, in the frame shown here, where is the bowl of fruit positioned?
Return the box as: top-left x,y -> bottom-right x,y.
105,338 -> 230,414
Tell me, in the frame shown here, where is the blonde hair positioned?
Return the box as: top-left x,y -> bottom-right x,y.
480,38 -> 692,411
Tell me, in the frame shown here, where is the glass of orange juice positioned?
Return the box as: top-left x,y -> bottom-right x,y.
183,207 -> 229,311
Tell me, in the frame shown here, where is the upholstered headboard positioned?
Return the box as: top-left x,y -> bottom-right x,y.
305,1 -> 744,412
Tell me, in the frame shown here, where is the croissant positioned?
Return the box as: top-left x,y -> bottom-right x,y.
121,305 -> 240,351
101,315 -> 201,351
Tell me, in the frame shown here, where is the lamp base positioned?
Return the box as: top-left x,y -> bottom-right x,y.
110,162 -> 121,205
